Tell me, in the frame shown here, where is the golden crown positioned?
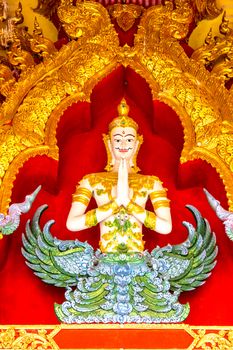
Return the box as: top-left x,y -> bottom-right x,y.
108,98 -> 138,132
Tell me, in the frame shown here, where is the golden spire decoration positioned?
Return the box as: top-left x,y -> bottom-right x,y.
108,98 -> 138,132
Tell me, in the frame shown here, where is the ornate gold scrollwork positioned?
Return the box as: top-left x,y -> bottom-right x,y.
0,0 -> 233,220
193,329 -> 233,349
0,327 -> 58,350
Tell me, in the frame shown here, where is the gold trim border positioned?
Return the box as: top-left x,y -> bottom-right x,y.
0,324 -> 233,350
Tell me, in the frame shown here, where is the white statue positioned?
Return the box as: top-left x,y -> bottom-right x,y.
66,99 -> 171,252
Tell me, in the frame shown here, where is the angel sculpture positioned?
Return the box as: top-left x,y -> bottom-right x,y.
22,99 -> 218,323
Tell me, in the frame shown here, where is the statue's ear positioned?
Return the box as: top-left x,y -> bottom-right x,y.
129,139 -> 139,168
103,133 -> 115,171
130,135 -> 143,173
108,139 -> 115,166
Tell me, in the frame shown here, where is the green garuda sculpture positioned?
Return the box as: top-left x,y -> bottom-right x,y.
22,99 -> 218,324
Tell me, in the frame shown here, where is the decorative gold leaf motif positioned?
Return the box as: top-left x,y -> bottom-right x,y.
108,4 -> 143,32
0,327 -> 58,350
194,329 -> 233,349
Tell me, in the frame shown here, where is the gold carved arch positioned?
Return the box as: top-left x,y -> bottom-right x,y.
0,0 -> 233,222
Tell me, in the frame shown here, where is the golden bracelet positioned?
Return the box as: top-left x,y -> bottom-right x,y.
152,199 -> 170,211
85,209 -> 97,227
126,201 -> 144,214
144,211 -> 156,230
150,189 -> 167,201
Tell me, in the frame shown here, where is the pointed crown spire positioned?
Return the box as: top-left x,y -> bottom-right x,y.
108,98 -> 138,132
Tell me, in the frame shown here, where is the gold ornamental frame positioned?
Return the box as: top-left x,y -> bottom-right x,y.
0,1 -> 233,219
0,1 -> 233,348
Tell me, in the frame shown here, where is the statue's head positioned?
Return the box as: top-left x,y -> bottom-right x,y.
103,99 -> 143,172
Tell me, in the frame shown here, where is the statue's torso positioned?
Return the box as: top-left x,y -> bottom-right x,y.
83,172 -> 161,252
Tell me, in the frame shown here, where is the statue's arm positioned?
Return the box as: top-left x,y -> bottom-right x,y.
66,179 -> 119,232
126,182 -> 172,234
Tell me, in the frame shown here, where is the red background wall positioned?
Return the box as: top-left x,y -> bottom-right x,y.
0,66 -> 232,326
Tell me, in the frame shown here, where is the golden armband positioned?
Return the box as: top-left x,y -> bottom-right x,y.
73,196 -> 89,206
72,187 -> 92,206
152,199 -> 170,211
126,201 -> 144,215
85,209 -> 97,227
99,200 -> 119,214
150,189 -> 167,201
144,211 -> 156,230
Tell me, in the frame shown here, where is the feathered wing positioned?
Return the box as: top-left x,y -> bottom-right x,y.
22,205 -> 95,288
151,205 -> 218,292
22,204 -> 217,292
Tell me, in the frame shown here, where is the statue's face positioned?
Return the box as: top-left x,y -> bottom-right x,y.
110,127 -> 138,161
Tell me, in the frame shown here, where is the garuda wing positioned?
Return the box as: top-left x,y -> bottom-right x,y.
150,205 -> 218,292
22,205 -> 95,287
